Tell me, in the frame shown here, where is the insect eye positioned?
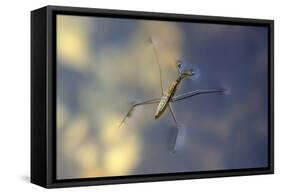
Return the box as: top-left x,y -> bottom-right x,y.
176,60 -> 182,71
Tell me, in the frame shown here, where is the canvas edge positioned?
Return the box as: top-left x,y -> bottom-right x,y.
30,6 -> 48,188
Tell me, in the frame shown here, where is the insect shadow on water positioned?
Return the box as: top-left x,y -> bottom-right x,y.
118,36 -> 227,152
168,124 -> 187,152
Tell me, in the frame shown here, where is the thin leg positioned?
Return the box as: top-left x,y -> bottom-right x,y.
172,89 -> 225,102
168,103 -> 181,151
150,36 -> 164,95
168,103 -> 179,129
118,97 -> 162,129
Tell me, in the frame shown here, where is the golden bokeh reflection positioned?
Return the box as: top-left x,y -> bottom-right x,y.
100,114 -> 125,146
57,15 -> 92,73
104,135 -> 141,175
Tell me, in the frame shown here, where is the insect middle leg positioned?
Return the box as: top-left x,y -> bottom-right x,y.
171,88 -> 226,102
118,97 -> 162,128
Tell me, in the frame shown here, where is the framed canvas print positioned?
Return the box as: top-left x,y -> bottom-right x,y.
31,5 -> 274,188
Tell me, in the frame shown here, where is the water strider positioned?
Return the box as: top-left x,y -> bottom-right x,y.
118,37 -> 226,151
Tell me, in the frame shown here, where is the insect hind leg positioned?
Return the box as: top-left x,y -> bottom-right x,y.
168,103 -> 185,152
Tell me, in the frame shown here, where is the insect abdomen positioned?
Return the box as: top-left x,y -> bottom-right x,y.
154,81 -> 179,119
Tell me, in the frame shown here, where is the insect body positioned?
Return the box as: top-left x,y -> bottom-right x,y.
154,84 -> 176,119
155,69 -> 194,119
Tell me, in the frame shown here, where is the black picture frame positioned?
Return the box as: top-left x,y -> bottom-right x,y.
31,5 -> 274,188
